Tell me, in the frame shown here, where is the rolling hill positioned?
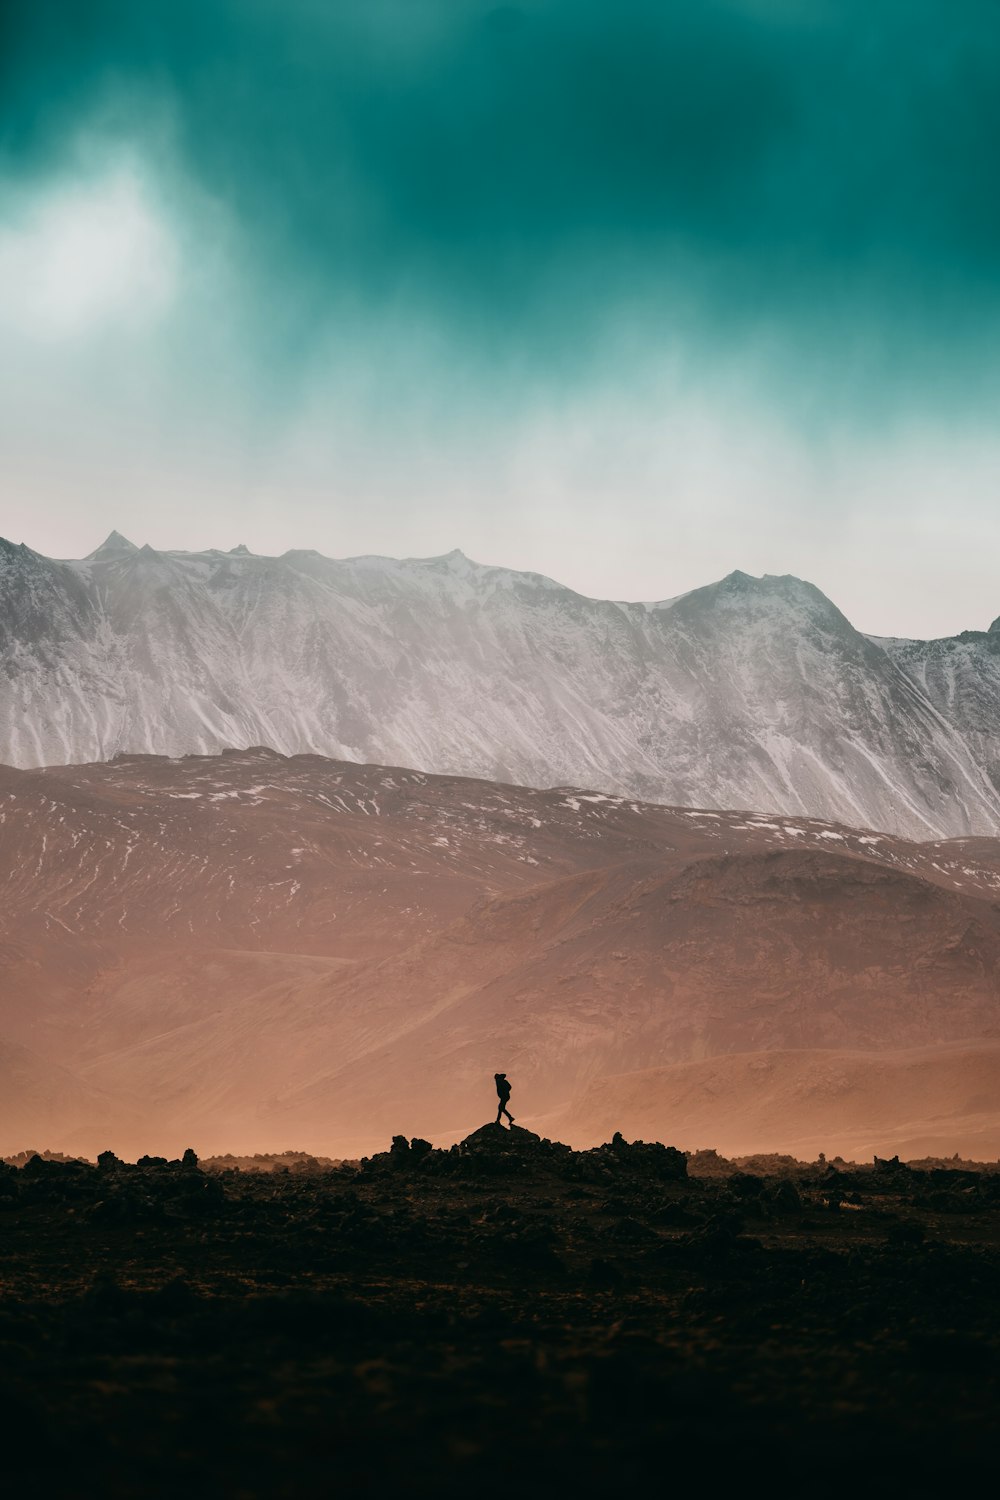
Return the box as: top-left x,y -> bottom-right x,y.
3,748 -> 1000,1156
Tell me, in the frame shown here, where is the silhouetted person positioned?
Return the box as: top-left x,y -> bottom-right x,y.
495,1072 -> 514,1126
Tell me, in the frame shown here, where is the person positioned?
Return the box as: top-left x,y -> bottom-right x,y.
494,1072 -> 514,1126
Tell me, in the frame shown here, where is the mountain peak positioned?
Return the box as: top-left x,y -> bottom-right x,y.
0,537 -> 38,568
720,569 -> 806,592
712,570 -> 838,611
421,548 -> 473,567
87,531 -> 138,561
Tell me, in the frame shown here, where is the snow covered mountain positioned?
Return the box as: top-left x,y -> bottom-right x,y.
878,624 -> 1000,800
2,531 -> 999,839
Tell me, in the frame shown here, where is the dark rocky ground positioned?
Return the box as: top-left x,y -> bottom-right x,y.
2,1124 -> 1000,1497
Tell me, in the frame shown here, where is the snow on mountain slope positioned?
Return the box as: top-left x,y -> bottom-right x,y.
3,533 -> 1000,838
879,626 -> 1000,799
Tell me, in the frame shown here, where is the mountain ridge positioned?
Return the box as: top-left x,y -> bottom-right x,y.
3,535 -> 1000,838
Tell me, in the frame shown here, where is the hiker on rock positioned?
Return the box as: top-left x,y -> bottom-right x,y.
494,1072 -> 514,1127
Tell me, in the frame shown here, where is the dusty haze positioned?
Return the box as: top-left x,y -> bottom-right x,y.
4,748 -> 1000,1161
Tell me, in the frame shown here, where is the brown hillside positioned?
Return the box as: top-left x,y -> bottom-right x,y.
2,749 -> 1000,1155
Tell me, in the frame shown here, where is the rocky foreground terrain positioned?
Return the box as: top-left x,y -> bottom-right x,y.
3,1126 -> 999,1495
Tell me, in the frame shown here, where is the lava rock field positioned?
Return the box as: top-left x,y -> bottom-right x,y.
2,1124 -> 999,1496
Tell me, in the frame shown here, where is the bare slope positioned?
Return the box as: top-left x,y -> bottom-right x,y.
3,749 -> 1000,1155
4,534 -> 1000,836
556,1041 -> 1000,1161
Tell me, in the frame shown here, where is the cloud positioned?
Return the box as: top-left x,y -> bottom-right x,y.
3,0 -> 1000,642
0,161 -> 177,338
1,1 -> 999,417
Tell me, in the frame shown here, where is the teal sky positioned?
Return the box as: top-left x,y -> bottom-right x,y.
2,1 -> 1000,635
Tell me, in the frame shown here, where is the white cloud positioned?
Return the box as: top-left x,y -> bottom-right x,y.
0,163 -> 177,339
